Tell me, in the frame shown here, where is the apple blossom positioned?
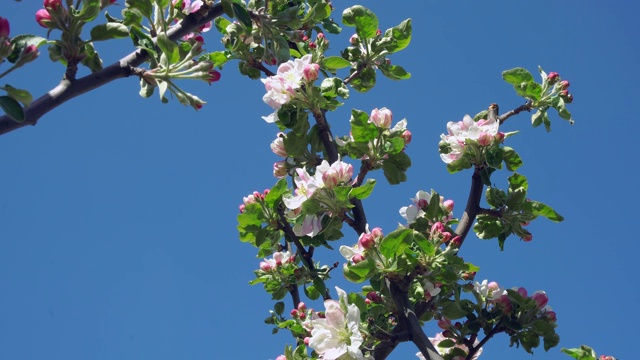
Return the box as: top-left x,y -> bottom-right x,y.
439,114 -> 500,164
309,287 -> 367,360
399,190 -> 433,224
293,214 -> 323,237
282,167 -> 321,210
260,251 -> 296,271
369,107 -> 393,128
316,159 -> 353,188
35,9 -> 53,28
339,242 -> 365,264
474,279 -> 504,302
358,232 -> 376,250
273,160 -> 287,178
270,133 -> 288,157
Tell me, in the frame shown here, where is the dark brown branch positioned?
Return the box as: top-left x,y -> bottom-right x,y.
498,101 -> 532,125
0,3 -> 225,135
468,319 -> 504,359
381,278 -> 443,360
478,207 -> 502,218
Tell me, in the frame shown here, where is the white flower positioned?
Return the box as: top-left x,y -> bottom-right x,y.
439,114 -> 500,164
399,190 -> 433,224
309,287 -> 366,360
474,279 -> 504,302
282,167 -> 322,210
293,214 -> 323,238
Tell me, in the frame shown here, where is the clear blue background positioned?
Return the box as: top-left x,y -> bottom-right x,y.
1,1 -> 637,359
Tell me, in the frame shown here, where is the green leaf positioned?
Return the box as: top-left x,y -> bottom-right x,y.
90,23 -> 130,41
379,228 -> 412,259
561,345 -> 596,360
502,146 -> 523,171
322,56 -> 351,70
232,2 -> 252,31
80,42 -> 103,72
382,152 -> 411,185
474,215 -> 503,240
272,35 -> 291,65
514,81 -> 543,101
274,301 -> 285,316
7,34 -> 47,64
343,259 -> 376,283
350,109 -> 377,142
125,0 -> 153,19
122,7 -> 144,26
321,18 -> 342,34
527,200 -> 564,222
485,145 -> 503,168
474,110 -> 488,121
264,178 -> 288,207
350,179 -> 376,200
502,67 -> 535,86
342,5 -> 379,40
385,19 -> 411,53
156,33 -> 180,63
77,0 -> 101,22
2,85 -> 33,107
378,63 -> 411,80
485,187 -> 507,208
207,51 -> 229,67
508,173 -> 528,192
412,230 -> 435,256
0,96 -> 25,123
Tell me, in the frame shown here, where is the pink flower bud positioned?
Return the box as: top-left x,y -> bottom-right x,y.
366,291 -> 382,303
276,356 -> 286,360
496,294 -> 512,313
437,318 -> 451,330
522,233 -> 532,242
442,330 -> 454,338
364,298 -> 371,305
451,236 -> 462,247
44,0 -> 63,11
370,107 -> 393,128
441,232 -> 451,243
303,63 -> 320,82
531,290 -> 548,309
495,132 -> 505,142
461,271 -> 475,280
561,90 -> 573,103
0,17 -> 9,39
238,204 -> 245,213
290,309 -> 299,317
302,35 -> 309,42
349,34 -> 359,45
259,261 -> 272,272
15,44 -> 39,66
351,253 -> 365,264
370,227 -> 383,240
478,132 -> 492,146
271,134 -> 288,157
358,232 -> 376,250
559,80 -> 570,89
273,161 -> 287,178
206,70 -> 221,84
317,33 -> 325,40
376,29 -> 382,36
431,222 -> 445,234
443,199 -> 454,212
546,72 -> 559,84
517,287 -> 528,298
545,310 -> 557,323
308,41 -> 316,49
298,312 -> 306,320
297,302 -> 306,312
35,9 -> 53,28
401,129 -> 412,145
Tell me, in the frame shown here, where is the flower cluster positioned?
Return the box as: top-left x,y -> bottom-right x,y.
0,16 -> 39,72
339,226 -> 384,264
259,250 -> 296,272
439,114 -> 503,164
399,190 -> 455,225
542,70 -> 573,103
308,287 -> 369,360
261,54 -> 320,123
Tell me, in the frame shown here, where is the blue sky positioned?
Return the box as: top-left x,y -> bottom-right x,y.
1,1 -> 638,359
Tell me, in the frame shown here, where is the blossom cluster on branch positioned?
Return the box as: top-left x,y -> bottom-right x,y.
0,1 -> 616,360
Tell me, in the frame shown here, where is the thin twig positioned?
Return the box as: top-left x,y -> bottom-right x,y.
498,101 -> 532,125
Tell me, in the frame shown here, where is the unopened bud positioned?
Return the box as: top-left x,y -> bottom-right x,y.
303,63 -> 320,82
522,233 -> 533,242
351,254 -> 365,264
531,290 -> 549,309
358,232 -> 376,250
546,71 -> 559,84
297,302 -> 307,312
290,309 -> 299,317
559,80 -> 570,90
14,45 -> 39,67
366,291 -> 382,303
517,287 -> 528,298
35,9 -> 54,28
431,222 -> 445,234
370,227 -> 383,240
0,17 -> 9,39
370,107 -> 393,128
401,129 -> 412,145
273,161 -> 287,178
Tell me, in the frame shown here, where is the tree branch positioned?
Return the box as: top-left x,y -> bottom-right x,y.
0,3 -> 225,136
498,101 -> 532,125
376,278 -> 443,360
